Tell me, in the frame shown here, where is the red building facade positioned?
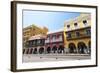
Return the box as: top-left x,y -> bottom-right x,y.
45,31 -> 65,54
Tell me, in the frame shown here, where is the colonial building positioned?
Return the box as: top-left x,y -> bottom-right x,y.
23,34 -> 46,54
45,30 -> 64,54
64,13 -> 91,54
23,24 -> 48,48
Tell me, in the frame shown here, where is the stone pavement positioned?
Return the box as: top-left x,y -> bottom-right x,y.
22,54 -> 91,63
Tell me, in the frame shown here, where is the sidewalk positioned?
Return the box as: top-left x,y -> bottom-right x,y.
22,54 -> 91,62
23,53 -> 90,57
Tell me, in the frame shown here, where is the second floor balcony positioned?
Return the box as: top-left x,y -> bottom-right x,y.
45,36 -> 63,43
66,28 -> 91,40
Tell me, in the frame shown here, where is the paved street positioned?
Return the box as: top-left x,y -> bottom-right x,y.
22,54 -> 91,62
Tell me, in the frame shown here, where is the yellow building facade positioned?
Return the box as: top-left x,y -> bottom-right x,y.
64,13 -> 91,54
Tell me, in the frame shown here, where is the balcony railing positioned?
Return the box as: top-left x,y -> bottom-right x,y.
45,37 -> 63,43
51,38 -> 63,42
67,33 -> 91,40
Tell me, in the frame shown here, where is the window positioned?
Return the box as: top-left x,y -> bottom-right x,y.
29,41 -> 33,46
41,39 -> 45,45
74,23 -> 78,27
52,35 -> 56,39
76,32 -> 80,37
83,20 -> 87,25
67,25 -> 70,28
32,40 -> 35,45
37,39 -> 44,45
67,33 -> 71,38
57,34 -> 61,38
57,34 -> 59,39
86,29 -> 91,35
37,40 -> 41,44
30,41 -> 32,45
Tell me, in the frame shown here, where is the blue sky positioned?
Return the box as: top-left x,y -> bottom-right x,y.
23,10 -> 80,32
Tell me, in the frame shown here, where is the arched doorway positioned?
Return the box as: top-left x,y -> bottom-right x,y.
23,49 -> 25,54
58,45 -> 64,54
47,47 -> 51,54
26,49 -> 29,54
52,45 -> 57,53
39,47 -> 44,54
78,42 -> 87,54
33,48 -> 37,54
68,43 -> 76,53
29,48 -> 33,54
